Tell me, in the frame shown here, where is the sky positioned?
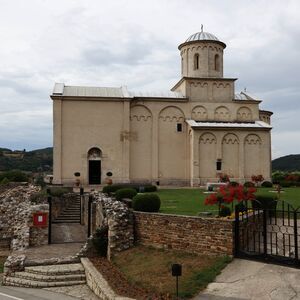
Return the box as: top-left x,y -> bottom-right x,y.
0,0 -> 299,159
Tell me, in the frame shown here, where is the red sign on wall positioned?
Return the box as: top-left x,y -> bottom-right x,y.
33,212 -> 48,227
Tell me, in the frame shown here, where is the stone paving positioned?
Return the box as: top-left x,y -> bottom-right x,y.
45,284 -> 100,300
51,223 -> 87,244
195,258 -> 300,300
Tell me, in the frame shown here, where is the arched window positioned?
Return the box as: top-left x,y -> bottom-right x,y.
214,54 -> 220,71
194,54 -> 199,70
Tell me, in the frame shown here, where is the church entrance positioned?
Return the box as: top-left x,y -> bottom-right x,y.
89,160 -> 101,184
87,147 -> 102,185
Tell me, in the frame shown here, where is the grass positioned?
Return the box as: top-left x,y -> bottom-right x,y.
113,245 -> 231,298
155,187 -> 300,216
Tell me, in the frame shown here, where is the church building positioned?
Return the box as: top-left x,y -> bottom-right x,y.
51,29 -> 272,187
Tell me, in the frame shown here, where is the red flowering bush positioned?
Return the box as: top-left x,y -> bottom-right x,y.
285,174 -> 300,182
219,173 -> 230,183
251,175 -> 264,186
204,184 -> 257,215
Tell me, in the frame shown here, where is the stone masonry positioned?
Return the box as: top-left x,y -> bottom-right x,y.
91,192 -> 134,260
134,211 -> 235,256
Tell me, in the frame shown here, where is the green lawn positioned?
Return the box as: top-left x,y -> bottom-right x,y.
156,187 -> 300,216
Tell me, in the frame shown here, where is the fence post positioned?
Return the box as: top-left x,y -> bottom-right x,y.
234,205 -> 240,257
80,188 -> 84,224
263,208 -> 267,257
88,195 -> 92,237
294,211 -> 299,264
47,196 -> 52,244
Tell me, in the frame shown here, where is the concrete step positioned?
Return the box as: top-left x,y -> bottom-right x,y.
52,220 -> 81,223
3,276 -> 86,288
57,213 -> 80,217
13,271 -> 86,282
25,263 -> 85,275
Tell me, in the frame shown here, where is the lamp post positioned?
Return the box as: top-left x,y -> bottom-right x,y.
172,263 -> 182,299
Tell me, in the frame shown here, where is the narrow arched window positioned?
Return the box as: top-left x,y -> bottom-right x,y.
194,54 -> 199,70
214,54 -> 220,71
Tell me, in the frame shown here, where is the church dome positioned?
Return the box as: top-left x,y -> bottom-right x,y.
186,31 -> 220,42
179,29 -> 226,49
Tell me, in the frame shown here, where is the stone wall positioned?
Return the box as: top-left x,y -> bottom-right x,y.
91,193 -> 134,260
0,184 -> 49,251
134,212 -> 235,256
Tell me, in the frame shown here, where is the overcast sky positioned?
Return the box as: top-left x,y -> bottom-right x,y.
0,0 -> 299,159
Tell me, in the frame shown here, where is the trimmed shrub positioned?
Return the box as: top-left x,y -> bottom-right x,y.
115,188 -> 137,201
92,226 -> 108,257
132,193 -> 161,212
229,181 -> 239,187
279,181 -> 293,188
102,183 -> 157,194
252,195 -> 278,211
30,191 -> 47,204
219,205 -> 231,217
244,181 -> 255,187
261,181 -> 273,188
144,185 -> 158,192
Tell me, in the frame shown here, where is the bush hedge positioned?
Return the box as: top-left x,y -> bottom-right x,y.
132,193 -> 161,212
219,206 -> 231,217
102,183 -> 157,195
0,170 -> 28,182
261,181 -> 273,188
244,181 -> 255,187
228,181 -> 239,187
115,188 -> 137,201
252,194 -> 278,211
48,187 -> 71,197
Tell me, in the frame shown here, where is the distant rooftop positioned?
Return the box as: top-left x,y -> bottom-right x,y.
52,83 -> 185,99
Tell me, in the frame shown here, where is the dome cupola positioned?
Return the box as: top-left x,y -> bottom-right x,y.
179,26 -> 226,78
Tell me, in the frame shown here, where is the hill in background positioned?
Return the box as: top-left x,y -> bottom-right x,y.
0,147 -> 53,172
0,146 -> 299,173
272,154 -> 300,172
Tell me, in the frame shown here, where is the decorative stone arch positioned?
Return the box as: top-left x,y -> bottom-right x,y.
159,106 -> 185,122
244,134 -> 262,145
158,106 -> 186,181
192,105 -> 208,121
244,134 -> 262,178
214,106 -> 230,121
237,107 -> 253,122
194,53 -> 199,70
214,54 -> 220,71
199,132 -> 217,179
199,132 -> 217,144
88,147 -> 102,185
222,133 -> 239,178
222,133 -> 239,145
130,105 -> 153,180
130,105 -> 152,122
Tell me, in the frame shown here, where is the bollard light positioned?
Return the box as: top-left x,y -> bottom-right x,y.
172,263 -> 182,299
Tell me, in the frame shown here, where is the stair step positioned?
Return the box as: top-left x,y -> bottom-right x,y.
52,220 -> 80,223
25,263 -> 85,275
4,276 -> 86,288
13,271 -> 86,282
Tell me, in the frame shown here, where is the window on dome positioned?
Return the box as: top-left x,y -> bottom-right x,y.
214,54 -> 220,71
194,54 -> 199,70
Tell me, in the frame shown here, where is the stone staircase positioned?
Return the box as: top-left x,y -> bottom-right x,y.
53,195 -> 81,223
3,263 -> 86,288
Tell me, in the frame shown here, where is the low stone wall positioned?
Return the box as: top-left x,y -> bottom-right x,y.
134,212 -> 235,256
81,258 -> 132,300
91,193 -> 134,260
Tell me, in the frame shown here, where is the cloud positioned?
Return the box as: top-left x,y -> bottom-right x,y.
0,0 -> 299,157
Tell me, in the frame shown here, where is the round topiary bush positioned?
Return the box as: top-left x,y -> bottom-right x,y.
144,185 -> 158,192
244,181 -> 255,187
261,181 -> 273,188
132,193 -> 161,212
115,188 -> 137,201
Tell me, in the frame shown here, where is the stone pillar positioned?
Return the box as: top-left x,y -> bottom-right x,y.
122,101 -> 130,182
152,113 -> 159,183
53,99 -> 62,184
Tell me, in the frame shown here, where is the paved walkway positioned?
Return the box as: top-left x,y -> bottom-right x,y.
52,224 -> 87,244
196,258 -> 300,300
